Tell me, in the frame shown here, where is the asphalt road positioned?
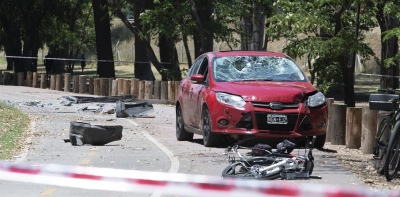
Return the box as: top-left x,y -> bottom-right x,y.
0,86 -> 364,197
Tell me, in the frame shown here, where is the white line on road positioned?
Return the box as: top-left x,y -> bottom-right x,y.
125,119 -> 179,197
15,121 -> 36,163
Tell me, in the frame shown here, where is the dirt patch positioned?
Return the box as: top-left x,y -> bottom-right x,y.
324,143 -> 400,189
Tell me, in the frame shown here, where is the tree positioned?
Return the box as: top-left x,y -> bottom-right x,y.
0,0 -> 95,76
132,0 -> 155,81
111,0 -> 166,80
239,1 -> 265,50
111,0 -> 274,80
267,0 -> 375,107
93,0 -> 115,78
374,0 -> 400,89
19,0 -> 55,73
140,0 -> 193,79
43,0 -> 95,74
0,0 -> 23,72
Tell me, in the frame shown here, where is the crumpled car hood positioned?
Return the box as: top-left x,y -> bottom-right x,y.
212,81 -> 317,103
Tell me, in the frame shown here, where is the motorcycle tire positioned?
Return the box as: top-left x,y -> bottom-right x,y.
308,161 -> 314,175
221,159 -> 282,180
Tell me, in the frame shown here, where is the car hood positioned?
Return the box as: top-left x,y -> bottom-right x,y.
212,81 -> 317,103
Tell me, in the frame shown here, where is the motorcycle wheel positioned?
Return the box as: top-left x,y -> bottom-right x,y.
222,160 -> 282,180
308,161 -> 314,175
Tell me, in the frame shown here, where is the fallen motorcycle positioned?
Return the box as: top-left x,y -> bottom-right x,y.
222,136 -> 320,180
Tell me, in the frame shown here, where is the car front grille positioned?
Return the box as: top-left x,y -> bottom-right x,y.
252,102 -> 299,109
298,115 -> 312,131
255,112 -> 298,132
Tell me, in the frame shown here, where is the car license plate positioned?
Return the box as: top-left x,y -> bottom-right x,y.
267,114 -> 288,124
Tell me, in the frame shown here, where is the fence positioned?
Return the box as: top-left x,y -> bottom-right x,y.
0,71 -> 180,103
1,71 -> 380,154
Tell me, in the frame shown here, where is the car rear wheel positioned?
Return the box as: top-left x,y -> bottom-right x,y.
202,108 -> 221,147
176,105 -> 193,141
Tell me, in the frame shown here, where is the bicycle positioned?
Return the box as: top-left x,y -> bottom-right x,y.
221,136 -> 319,180
382,94 -> 400,181
370,89 -> 399,175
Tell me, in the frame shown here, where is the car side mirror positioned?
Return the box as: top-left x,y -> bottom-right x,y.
190,74 -> 205,83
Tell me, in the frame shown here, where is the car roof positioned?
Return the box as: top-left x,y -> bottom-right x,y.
208,51 -> 288,58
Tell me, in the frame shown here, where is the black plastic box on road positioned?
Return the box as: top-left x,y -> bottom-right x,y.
369,94 -> 399,111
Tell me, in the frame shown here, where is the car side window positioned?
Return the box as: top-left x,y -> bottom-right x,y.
194,57 -> 209,85
187,57 -> 203,78
197,57 -> 209,76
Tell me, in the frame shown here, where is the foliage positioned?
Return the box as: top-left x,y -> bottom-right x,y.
44,0 -> 95,55
140,1 -> 195,43
381,1 -> 400,68
266,0 -> 376,92
0,101 -> 29,160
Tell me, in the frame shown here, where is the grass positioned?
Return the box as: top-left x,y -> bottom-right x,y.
0,101 -> 30,160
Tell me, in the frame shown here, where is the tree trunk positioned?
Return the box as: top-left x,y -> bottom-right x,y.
182,35 -> 192,68
133,1 -> 155,81
341,56 -> 356,107
334,4 -> 355,107
190,0 -> 214,57
22,20 -> 40,73
92,0 -> 115,78
159,35 -> 172,71
110,0 -> 166,79
251,2 -> 265,51
159,34 -> 181,81
376,2 -> 400,90
0,14 -> 23,72
241,17 -> 252,50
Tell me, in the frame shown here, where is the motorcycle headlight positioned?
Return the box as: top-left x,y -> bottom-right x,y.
216,92 -> 246,108
307,92 -> 326,107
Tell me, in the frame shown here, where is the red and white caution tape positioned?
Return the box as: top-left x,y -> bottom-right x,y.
0,161 -> 398,197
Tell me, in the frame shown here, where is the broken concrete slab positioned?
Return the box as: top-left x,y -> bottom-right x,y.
68,121 -> 123,146
115,100 -> 155,118
63,95 -> 135,103
101,103 -> 116,114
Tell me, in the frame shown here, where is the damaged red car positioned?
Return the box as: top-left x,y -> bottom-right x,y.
175,51 -> 327,148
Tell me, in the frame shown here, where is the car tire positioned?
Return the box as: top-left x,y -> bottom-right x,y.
314,133 -> 326,149
176,105 -> 193,141
202,107 -> 221,147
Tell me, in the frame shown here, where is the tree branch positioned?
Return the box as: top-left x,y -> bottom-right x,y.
110,0 -> 164,73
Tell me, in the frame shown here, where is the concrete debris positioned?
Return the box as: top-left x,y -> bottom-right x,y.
63,95 -> 135,103
115,100 -> 155,118
101,103 -> 116,114
61,101 -> 73,106
23,101 -> 42,106
10,95 -> 157,118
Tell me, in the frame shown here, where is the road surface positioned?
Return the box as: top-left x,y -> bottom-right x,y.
0,86 -> 363,197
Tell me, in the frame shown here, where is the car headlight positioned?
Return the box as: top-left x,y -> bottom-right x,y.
216,92 -> 246,108
307,92 -> 326,107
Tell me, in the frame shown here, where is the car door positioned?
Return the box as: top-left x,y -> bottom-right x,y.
189,57 -> 209,129
182,58 -> 202,126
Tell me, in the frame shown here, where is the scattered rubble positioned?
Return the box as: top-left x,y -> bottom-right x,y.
8,95 -> 156,118
115,100 -> 154,118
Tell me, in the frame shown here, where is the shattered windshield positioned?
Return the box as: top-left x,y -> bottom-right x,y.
212,56 -> 306,82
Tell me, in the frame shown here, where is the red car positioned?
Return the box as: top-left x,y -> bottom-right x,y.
175,51 -> 327,148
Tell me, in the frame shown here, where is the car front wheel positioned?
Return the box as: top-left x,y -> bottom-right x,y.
314,133 -> 326,148
176,105 -> 193,141
202,107 -> 221,147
